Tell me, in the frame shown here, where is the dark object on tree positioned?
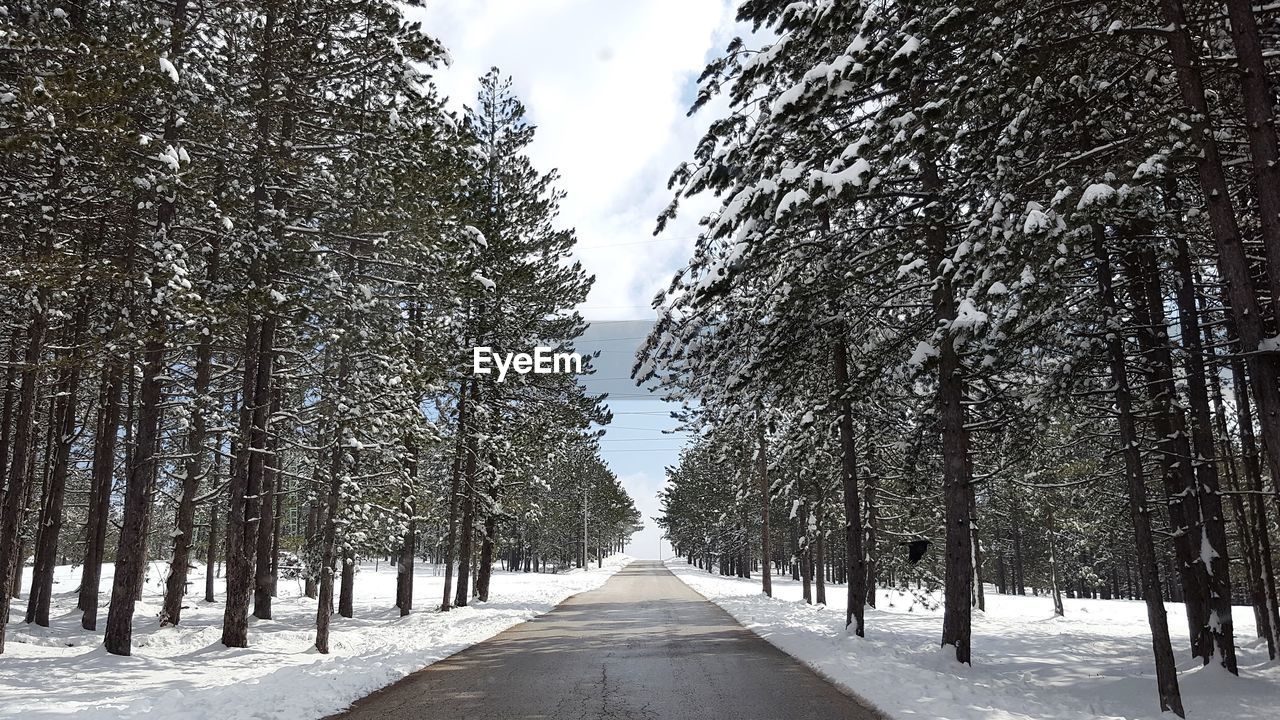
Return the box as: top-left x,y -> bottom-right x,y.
905,540 -> 930,565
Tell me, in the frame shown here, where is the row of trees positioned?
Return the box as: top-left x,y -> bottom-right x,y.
0,1 -> 637,657
641,0 -> 1280,715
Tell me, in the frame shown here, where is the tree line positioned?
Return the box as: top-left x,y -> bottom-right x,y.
0,0 -> 638,658
639,0 -> 1280,716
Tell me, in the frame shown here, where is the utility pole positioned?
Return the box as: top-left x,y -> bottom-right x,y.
581,485 -> 588,569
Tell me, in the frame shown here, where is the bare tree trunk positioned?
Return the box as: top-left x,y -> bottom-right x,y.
221,320 -> 261,648
1047,506 -> 1064,617
0,343 -> 17,521
476,508 -> 496,602
205,493 -> 220,604
253,377 -> 282,619
26,306 -> 84,626
440,380 -> 470,611
80,361 -> 123,629
832,331 -> 865,635
814,503 -> 826,605
1158,11 -> 1280,662
757,417 -> 771,597
0,303 -> 48,654
1223,0 -> 1280,323
339,547 -> 355,618
864,425 -> 878,608
454,458 -> 477,608
395,444 -> 417,615
315,426 -> 344,654
103,334 -> 166,656
968,464 -> 984,613
304,497 -> 319,599
1125,247 -> 1211,657
799,505 -> 812,604
160,309 -> 216,626
1159,232 -> 1238,667
1223,348 -> 1280,657
1093,225 -> 1184,717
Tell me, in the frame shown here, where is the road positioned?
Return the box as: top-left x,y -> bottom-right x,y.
329,560 -> 882,720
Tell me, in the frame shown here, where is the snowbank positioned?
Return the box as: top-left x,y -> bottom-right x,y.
666,559 -> 1278,720
2,555 -> 632,719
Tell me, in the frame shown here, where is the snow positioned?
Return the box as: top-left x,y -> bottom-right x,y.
1076,183 -> 1116,210
951,298 -> 989,331
893,36 -> 921,60
770,80 -> 808,118
667,559 -> 1279,720
775,188 -> 810,220
158,56 -> 179,84
463,225 -> 487,248
908,340 -> 938,366
2,555 -> 632,719
1022,203 -> 1050,234
814,159 -> 872,194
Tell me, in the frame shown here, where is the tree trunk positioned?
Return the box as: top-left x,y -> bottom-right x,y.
339,547 -> 355,618
1223,349 -> 1280,657
395,445 -> 417,615
440,380 -> 471,611
103,334 -> 166,656
1158,10 -> 1280,659
1092,225 -> 1184,717
160,321 -> 215,626
0,343 -> 16,526
1162,232 -> 1238,668
1125,246 -> 1212,659
814,503 -> 827,605
924,156 -> 974,664
0,304 -> 48,653
80,361 -> 124,630
205,493 -> 220,604
832,331 -> 865,635
476,506 -> 496,602
221,320 -> 261,648
1223,0 -> 1280,324
315,425 -> 345,654
1047,506 -> 1064,617
25,307 -> 84,626
253,375 -> 282,620
757,416 -> 771,597
454,429 -> 478,608
864,425 -> 878,608
799,505 -> 812,604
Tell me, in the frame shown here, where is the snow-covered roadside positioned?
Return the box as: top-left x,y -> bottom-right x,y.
2,555 -> 632,719
667,558 -> 1279,720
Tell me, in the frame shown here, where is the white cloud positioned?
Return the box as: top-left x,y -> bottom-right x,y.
408,0 -> 738,320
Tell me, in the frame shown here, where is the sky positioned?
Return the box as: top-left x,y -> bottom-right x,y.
408,1 -> 740,558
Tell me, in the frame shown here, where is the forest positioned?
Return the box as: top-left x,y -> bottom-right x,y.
642,0 -> 1280,717
0,0 -> 639,661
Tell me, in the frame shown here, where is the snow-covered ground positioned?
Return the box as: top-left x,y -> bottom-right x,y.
666,559 -> 1279,720
2,555 -> 632,719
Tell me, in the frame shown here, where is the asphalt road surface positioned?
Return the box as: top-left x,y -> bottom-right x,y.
328,560 -> 882,720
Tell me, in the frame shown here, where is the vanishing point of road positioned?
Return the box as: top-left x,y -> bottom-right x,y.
330,560 -> 882,720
